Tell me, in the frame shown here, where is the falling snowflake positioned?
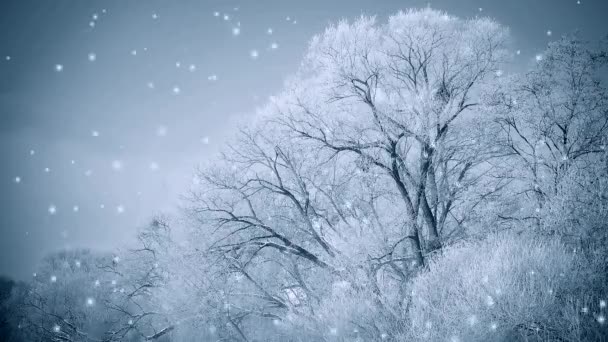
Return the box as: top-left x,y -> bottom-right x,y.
55,64 -> 63,72
116,205 -> 125,214
88,53 -> 96,61
30,149 -> 35,155
91,130 -> 100,137
173,86 -> 181,94
213,11 -> 220,17
207,74 -> 218,81
53,324 -> 61,332
50,275 -> 57,282
149,162 -> 159,170
232,27 -> 240,36
201,136 -> 210,144
490,322 -> 498,331
111,160 -> 123,170
156,125 -> 168,137
535,54 -> 543,62
131,50 -> 137,56
73,205 -> 79,212
189,64 -> 196,71
270,42 -> 279,49
223,14 -> 230,21
267,28 -> 273,34
85,169 -> 93,176
14,176 -> 21,183
152,13 -> 158,19
48,205 -> 57,215
250,50 -> 259,59
598,315 -> 606,324
86,297 -> 95,306
486,295 -> 495,306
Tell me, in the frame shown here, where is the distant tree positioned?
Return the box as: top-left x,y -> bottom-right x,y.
491,35 -> 608,229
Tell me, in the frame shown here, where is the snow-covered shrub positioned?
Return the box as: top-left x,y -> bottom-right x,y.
406,233 -> 607,341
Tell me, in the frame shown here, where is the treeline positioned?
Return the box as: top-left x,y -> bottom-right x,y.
2,8 -> 608,342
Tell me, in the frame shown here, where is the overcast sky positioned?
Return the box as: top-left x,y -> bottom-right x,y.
1,0 -> 606,280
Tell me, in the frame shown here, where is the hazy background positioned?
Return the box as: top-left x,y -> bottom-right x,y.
1,0 -> 606,280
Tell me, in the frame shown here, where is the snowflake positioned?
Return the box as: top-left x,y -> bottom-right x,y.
468,315 -> 478,326
516,50 -> 521,55
100,204 -> 105,209
600,300 -> 606,308
175,61 -> 181,68
535,54 -> 543,62
88,53 -> 96,61
223,14 -> 230,21
131,50 -> 137,56
50,275 -> 57,283
85,169 -> 93,176
152,13 -> 158,19
5,55 -> 10,61
91,130 -> 100,137
189,64 -> 196,72
598,315 -> 606,324
207,74 -> 217,81
490,322 -> 498,331
486,295 -> 495,306
270,42 -> 279,49
94,279 -> 100,287
48,205 -> 57,215
116,205 -> 125,214
55,64 -> 63,72
14,176 -> 21,183
89,21 -> 95,28
156,125 -> 168,137
92,13 -> 98,20
44,167 -> 50,173
73,205 -> 79,212
250,50 -> 259,59
53,324 -> 61,332
267,28 -> 273,34
213,11 -> 220,17
149,162 -> 159,170
86,297 -> 95,306
546,30 -> 552,36
232,27 -> 240,36
30,149 -> 35,155
173,86 -> 181,94
128,319 -> 133,325
111,160 -> 123,170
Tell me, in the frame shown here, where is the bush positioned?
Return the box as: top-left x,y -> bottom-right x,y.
406,233 -> 607,341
